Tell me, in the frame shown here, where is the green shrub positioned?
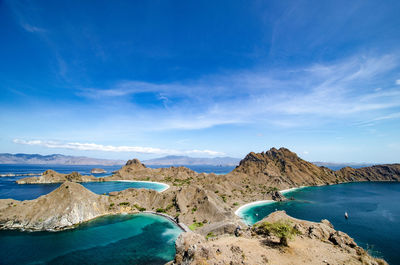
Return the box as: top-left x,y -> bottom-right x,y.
220,194 -> 227,203
133,204 -> 146,211
253,221 -> 300,246
206,232 -> 215,239
110,203 -> 115,207
266,186 -> 279,193
188,222 -> 204,231
119,202 -> 130,206
156,208 -> 166,213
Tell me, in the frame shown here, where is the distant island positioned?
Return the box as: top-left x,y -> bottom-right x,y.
143,155 -> 241,166
0,153 -> 124,166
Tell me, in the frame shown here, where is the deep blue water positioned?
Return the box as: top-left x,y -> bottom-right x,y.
0,213 -> 182,265
239,182 -> 400,264
0,164 -> 122,178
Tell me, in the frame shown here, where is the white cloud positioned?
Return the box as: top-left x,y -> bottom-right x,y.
13,139 -> 224,156
396,79 -> 400,85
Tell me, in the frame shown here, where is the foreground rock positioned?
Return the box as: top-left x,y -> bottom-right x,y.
16,170 -> 98,184
169,211 -> 387,265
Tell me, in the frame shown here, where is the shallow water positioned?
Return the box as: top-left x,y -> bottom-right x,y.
0,213 -> 182,265
239,182 -> 400,264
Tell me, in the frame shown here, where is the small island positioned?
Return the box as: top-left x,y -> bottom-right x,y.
91,168 -> 106,174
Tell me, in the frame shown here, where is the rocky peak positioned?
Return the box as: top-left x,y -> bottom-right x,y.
43,169 -> 59,175
236,147 -> 301,171
265,147 -> 299,161
125,158 -> 146,168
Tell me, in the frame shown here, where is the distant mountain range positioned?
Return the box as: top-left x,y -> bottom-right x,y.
0,153 -> 375,168
0,153 -> 125,166
143,155 -> 241,166
312,161 -> 373,170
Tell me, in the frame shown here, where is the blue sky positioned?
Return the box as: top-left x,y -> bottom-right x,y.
1,0 -> 400,163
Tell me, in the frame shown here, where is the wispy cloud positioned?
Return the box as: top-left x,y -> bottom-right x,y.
13,139 -> 224,156
77,53 -> 400,130
396,79 -> 400,85
5,0 -> 46,34
21,23 -> 45,33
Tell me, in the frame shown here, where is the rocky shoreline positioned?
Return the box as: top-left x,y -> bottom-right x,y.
1,147 -> 399,264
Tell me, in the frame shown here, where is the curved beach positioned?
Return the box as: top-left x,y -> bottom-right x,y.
113,179 -> 170,192
234,186 -> 306,224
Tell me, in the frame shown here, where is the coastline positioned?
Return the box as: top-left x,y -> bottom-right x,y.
234,186 -> 307,224
112,180 -> 170,192
280,186 -> 306,194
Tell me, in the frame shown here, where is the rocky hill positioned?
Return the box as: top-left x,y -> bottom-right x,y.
0,182 -> 110,231
231,147 -> 400,188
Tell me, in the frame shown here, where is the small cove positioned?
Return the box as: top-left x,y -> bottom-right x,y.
237,182 -> 400,264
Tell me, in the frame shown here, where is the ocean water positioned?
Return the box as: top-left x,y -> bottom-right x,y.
0,175 -> 168,200
239,182 -> 400,264
0,213 -> 182,265
0,164 -> 122,178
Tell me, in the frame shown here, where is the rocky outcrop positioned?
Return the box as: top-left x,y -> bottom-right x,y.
106,159 -> 198,183
170,211 -> 387,265
16,170 -> 98,184
91,168 -> 106,174
0,182 -> 109,231
337,165 -> 400,182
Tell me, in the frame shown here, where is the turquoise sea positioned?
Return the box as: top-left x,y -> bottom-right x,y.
0,213 -> 182,265
238,182 -> 400,264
